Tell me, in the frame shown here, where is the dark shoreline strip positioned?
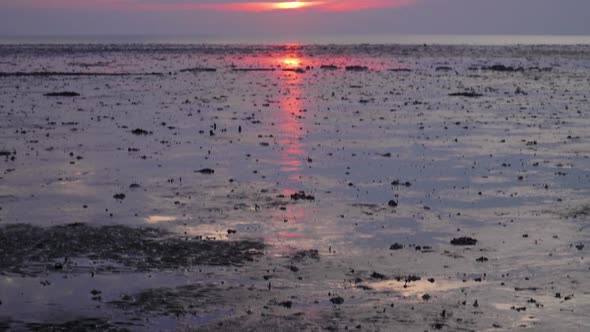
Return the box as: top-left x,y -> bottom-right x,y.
0,72 -> 164,77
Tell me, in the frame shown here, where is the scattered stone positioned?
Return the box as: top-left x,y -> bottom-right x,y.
131,128 -> 150,135
113,193 -> 126,200
389,243 -> 404,250
279,301 -> 293,308
320,65 -> 338,70
44,91 -> 80,97
449,91 -> 483,98
345,65 -> 368,72
290,191 -> 315,201
450,237 -> 478,246
195,168 -> 215,174
179,67 -> 217,73
482,65 -> 524,72
329,296 -> 344,305
371,271 -> 387,280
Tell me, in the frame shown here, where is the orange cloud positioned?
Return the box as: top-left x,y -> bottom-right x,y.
0,0 -> 417,12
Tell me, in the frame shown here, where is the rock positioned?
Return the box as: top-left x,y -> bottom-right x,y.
449,92 -> 483,98
320,65 -> 338,70
435,66 -> 453,71
131,128 -> 150,135
179,67 -> 217,73
113,193 -> 126,200
389,243 -> 404,250
482,65 -> 524,72
388,200 -> 398,208
44,91 -> 80,97
476,256 -> 489,262
290,191 -> 315,201
422,294 -> 431,301
129,183 -> 141,189
279,301 -> 293,308
345,65 -> 368,72
450,237 -> 478,245
371,271 -> 387,279
195,168 -> 215,174
330,296 -> 344,305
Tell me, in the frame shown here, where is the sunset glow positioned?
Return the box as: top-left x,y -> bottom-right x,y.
1,0 -> 416,13
273,2 -> 319,10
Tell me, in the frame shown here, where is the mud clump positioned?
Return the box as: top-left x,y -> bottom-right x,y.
345,65 -> 368,72
329,296 -> 344,305
43,91 -> 80,97
291,249 -> 320,261
195,168 -> 215,174
179,67 -> 217,73
113,193 -> 126,200
449,91 -> 483,98
389,243 -> 404,250
482,65 -> 524,72
450,237 -> 478,245
131,128 -> 151,135
0,224 -> 265,276
25,318 -> 129,332
290,191 -> 315,201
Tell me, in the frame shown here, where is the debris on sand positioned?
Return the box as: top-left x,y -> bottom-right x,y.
179,67 -> 217,73
371,271 -> 387,279
131,128 -> 151,135
450,237 -> 478,246
345,65 -> 368,72
391,180 -> 411,187
320,65 -> 339,70
290,191 -> 315,201
43,91 -> 80,97
291,249 -> 320,261
329,296 -> 344,305
0,224 -> 265,275
389,68 -> 412,72
113,193 -> 126,200
482,65 -> 524,72
389,243 -> 404,250
449,91 -> 483,98
195,168 -> 215,174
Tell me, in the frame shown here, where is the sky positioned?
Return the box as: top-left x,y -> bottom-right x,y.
0,0 -> 589,36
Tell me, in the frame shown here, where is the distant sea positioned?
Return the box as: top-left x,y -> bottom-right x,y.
1,34 -> 590,45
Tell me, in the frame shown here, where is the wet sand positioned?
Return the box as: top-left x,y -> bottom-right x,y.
0,44 -> 589,331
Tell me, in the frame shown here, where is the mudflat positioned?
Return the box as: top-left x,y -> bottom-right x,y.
0,44 -> 589,331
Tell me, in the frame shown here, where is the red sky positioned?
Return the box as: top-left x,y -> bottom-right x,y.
1,0 -> 589,36
1,0 -> 416,12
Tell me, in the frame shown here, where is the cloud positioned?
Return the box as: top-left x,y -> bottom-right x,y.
0,0 -> 417,12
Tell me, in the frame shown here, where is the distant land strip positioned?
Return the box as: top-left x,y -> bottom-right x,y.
0,72 -> 165,77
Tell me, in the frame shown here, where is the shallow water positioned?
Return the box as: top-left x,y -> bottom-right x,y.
1,44 -> 589,331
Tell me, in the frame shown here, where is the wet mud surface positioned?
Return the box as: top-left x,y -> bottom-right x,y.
1,44 -> 590,331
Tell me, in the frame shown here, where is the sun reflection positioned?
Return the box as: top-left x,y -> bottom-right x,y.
282,58 -> 301,67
